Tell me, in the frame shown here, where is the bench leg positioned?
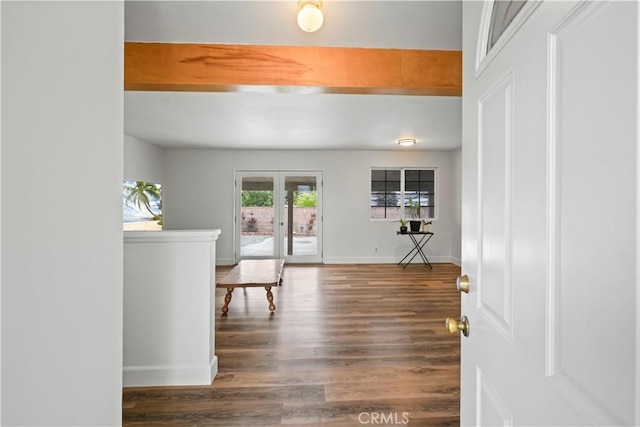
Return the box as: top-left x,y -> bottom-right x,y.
222,288 -> 234,315
265,286 -> 276,312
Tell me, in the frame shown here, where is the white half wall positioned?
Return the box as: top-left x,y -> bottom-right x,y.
2,2 -> 123,425
125,134 -> 166,184
124,230 -> 220,387
163,149 -> 459,265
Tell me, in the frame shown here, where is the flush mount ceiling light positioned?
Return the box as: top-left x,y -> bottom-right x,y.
397,138 -> 417,147
297,0 -> 323,33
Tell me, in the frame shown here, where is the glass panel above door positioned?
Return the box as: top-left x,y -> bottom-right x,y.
487,0 -> 527,53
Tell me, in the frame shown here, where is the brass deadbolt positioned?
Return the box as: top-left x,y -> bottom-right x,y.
457,275 -> 470,293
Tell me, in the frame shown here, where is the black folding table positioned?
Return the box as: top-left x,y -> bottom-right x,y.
397,231 -> 434,269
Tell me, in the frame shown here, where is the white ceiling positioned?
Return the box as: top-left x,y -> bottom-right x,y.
124,1 -> 463,151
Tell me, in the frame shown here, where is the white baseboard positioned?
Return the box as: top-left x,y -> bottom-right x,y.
322,256 -> 458,265
210,355 -> 219,383
219,256 -> 459,266
123,356 -> 218,387
322,256 -> 398,264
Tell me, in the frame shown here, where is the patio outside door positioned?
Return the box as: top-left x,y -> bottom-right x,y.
236,171 -> 322,263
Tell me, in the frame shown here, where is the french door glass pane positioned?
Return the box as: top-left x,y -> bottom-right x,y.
240,176 -> 275,257
283,176 -> 318,257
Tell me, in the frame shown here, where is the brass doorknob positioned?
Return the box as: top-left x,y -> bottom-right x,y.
457,275 -> 470,293
445,316 -> 470,337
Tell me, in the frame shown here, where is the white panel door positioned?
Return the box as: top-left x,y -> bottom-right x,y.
460,1 -> 638,425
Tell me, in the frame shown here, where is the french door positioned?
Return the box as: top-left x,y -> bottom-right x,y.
235,171 -> 322,263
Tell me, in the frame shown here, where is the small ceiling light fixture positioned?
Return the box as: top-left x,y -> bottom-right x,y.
397,138 -> 417,147
297,0 -> 323,33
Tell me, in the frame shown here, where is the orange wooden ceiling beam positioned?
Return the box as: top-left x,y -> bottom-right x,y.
124,42 -> 462,96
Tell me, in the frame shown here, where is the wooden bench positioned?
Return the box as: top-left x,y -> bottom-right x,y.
216,259 -> 285,314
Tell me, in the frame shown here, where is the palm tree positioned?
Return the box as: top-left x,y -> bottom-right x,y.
123,181 -> 162,220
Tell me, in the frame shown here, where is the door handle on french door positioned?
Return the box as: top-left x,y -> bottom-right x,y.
445,316 -> 470,337
457,275 -> 470,293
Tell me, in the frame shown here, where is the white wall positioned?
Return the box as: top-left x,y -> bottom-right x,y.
124,134 -> 166,184
2,2 -> 123,425
163,149 -> 459,265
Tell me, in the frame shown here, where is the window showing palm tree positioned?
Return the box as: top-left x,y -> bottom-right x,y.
123,180 -> 162,230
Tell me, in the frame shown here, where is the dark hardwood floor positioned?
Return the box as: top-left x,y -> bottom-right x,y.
123,263 -> 461,426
